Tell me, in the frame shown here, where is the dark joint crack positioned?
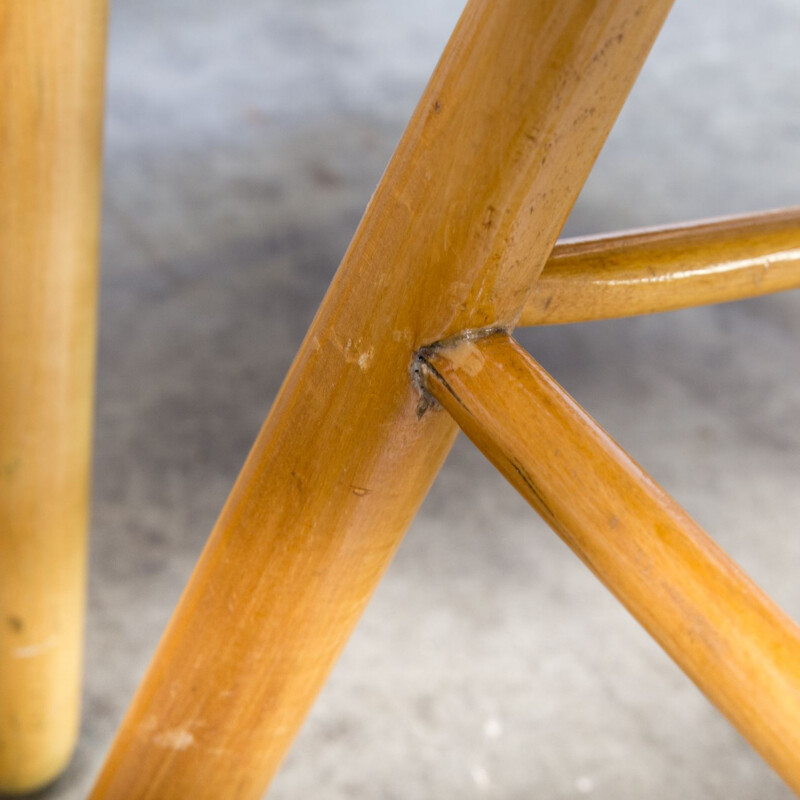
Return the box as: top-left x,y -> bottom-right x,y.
414,355 -> 467,419
410,326 -> 510,419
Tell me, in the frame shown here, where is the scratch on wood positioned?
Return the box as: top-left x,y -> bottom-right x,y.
153,728 -> 196,751
509,458 -> 555,522
12,635 -> 59,660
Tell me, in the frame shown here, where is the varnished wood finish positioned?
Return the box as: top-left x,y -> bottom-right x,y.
0,0 -> 107,792
422,333 -> 800,795
521,206 -> 800,325
90,2 -> 673,798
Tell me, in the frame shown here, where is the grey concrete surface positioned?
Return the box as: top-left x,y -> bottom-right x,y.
33,0 -> 800,797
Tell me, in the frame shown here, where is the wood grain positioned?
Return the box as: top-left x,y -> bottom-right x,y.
521,206 -> 800,325
89,1 -> 673,797
422,333 -> 800,795
0,0 -> 107,792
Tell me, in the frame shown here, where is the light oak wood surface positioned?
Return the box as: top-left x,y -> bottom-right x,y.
421,333 -> 800,795
89,1 -> 673,797
0,0 -> 107,792
521,206 -> 800,325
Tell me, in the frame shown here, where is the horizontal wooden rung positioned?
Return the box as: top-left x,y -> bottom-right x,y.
521,206 -> 800,325
421,332 -> 800,793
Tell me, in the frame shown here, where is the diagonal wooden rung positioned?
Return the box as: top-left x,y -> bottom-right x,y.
521,205 -> 800,325
420,331 -> 800,794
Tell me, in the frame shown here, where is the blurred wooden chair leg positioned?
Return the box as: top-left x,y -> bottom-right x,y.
88,2 -> 673,798
0,1 -> 107,792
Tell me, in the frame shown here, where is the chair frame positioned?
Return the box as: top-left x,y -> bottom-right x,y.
3,0 -> 800,797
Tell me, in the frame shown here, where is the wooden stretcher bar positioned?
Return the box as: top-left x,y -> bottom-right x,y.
521,206 -> 800,325
421,332 -> 800,795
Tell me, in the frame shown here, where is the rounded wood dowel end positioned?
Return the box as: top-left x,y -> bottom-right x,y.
0,719 -> 80,796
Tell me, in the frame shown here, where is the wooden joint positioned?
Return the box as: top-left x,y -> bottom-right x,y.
412,326 -> 508,418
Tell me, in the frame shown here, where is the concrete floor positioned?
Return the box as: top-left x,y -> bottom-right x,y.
39,0 -> 800,797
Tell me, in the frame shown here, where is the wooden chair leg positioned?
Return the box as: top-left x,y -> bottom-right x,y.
89,1 -> 673,798
421,332 -> 800,794
0,1 -> 107,793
